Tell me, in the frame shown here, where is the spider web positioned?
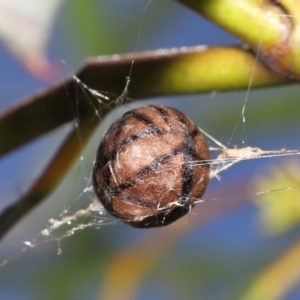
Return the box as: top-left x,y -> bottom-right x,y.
1,1 -> 300,298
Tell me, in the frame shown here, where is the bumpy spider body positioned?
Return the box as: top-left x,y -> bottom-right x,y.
93,105 -> 210,228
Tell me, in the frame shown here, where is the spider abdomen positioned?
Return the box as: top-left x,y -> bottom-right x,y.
93,105 -> 210,228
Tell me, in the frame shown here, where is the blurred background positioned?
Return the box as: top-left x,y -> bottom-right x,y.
1,0 -> 300,299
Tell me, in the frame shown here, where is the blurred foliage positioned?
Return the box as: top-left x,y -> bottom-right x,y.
254,160 -> 300,236
0,0 -> 63,78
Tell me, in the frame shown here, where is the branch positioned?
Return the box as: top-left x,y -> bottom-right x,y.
178,0 -> 300,79
0,46 -> 289,158
0,110 -> 99,241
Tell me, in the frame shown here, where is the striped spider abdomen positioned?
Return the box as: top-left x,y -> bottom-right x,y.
93,105 -> 210,228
